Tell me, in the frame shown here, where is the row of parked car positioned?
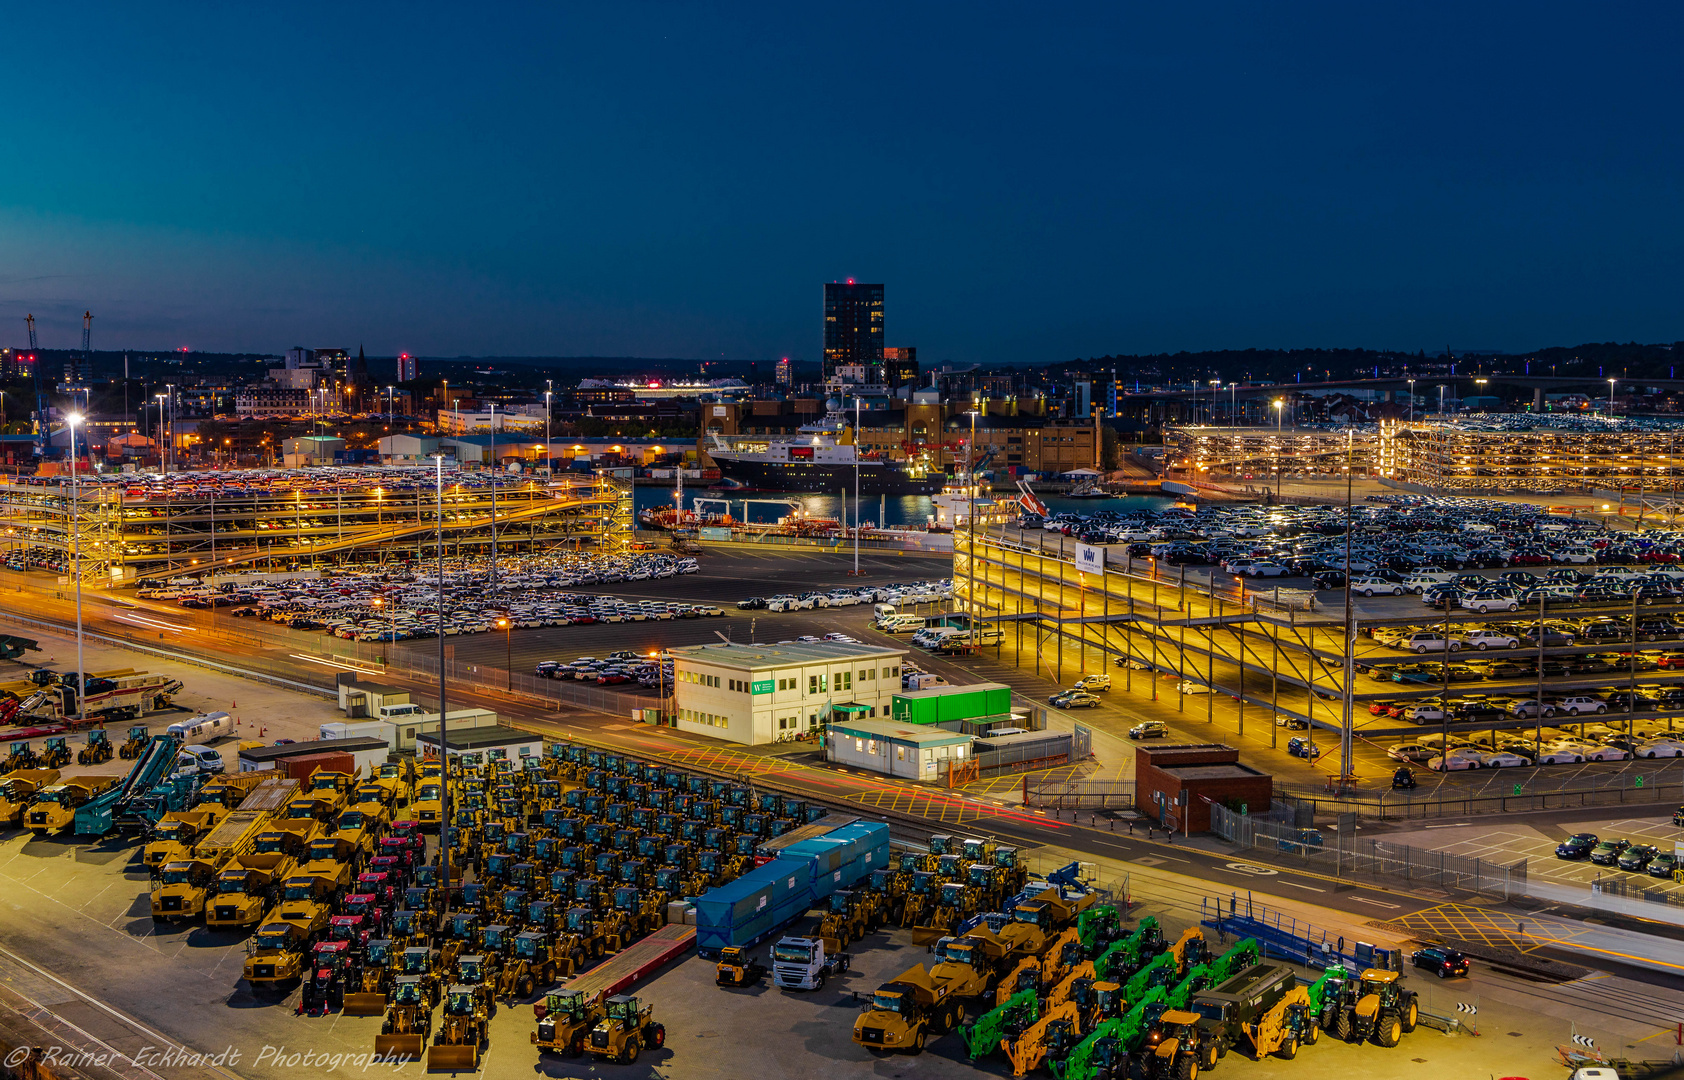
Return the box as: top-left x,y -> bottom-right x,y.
1556,833 -> 1683,879
1385,717 -> 1684,769
737,579 -> 954,612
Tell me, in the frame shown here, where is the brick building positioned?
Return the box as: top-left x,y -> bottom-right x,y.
1134,743 -> 1271,835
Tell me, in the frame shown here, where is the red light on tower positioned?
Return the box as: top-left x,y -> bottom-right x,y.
847,278 -> 855,285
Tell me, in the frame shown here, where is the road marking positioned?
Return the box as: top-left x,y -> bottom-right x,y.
1281,881 -> 1326,892
1351,897 -> 1402,909
1424,822 -> 1471,829
1225,862 -> 1279,876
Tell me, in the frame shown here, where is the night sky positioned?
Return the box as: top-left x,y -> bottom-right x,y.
4,3 -> 1680,364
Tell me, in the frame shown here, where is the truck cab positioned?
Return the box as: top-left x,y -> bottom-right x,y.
771,936 -> 851,991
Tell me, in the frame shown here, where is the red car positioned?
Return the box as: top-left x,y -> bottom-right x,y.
1656,653 -> 1684,670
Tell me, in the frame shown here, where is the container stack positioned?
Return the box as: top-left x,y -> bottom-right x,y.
694,819 -> 889,955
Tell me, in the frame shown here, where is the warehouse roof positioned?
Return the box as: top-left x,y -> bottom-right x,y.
240,737 -> 388,763
829,718 -> 974,748
415,725 -> 541,750
669,641 -> 903,671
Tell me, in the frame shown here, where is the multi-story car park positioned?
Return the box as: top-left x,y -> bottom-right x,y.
1378,412 -> 1684,498
668,640 -> 908,745
0,467 -> 631,579
952,493 -> 1684,788
1165,425 -> 1379,482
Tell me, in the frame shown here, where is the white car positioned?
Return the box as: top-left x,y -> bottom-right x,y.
1402,572 -> 1456,593
1579,743 -> 1630,762
1636,738 -> 1684,759
1074,673 -> 1112,691
1465,630 -> 1519,650
1533,745 -> 1586,764
1554,550 -> 1598,564
1553,696 -> 1607,716
766,595 -> 798,612
1428,748 -> 1489,771
1479,751 -> 1530,768
1245,562 -> 1289,577
1176,681 -> 1216,695
1401,632 -> 1463,654
1352,577 -> 1405,596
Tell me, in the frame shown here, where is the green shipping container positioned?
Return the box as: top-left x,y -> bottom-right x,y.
891,682 -> 1011,725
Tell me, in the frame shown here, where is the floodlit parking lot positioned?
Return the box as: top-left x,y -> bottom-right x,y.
1384,812 -> 1684,897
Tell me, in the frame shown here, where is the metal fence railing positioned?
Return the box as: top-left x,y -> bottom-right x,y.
1210,802 -> 1525,900
1022,776 -> 1135,811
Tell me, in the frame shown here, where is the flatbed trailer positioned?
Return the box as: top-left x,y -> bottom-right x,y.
562,924 -> 694,1001
237,777 -> 300,813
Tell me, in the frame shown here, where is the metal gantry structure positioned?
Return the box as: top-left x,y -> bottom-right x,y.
0,469 -> 633,580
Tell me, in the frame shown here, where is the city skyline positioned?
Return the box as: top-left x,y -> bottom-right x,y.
5,4 -> 1683,365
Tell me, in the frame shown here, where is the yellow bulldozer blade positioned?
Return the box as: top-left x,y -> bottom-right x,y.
426,1044 -> 478,1072
342,993 -> 388,1017
373,1035 -> 423,1061
910,926 -> 948,947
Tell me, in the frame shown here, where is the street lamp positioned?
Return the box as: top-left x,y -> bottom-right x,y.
66,412 -> 85,724
1609,378 -> 1618,416
156,393 -> 169,474
497,616 -> 511,689
488,402 -> 498,590
1272,399 -> 1283,434
544,381 -> 553,481
1406,378 -> 1416,424
431,453 -> 451,932
965,409 -> 980,618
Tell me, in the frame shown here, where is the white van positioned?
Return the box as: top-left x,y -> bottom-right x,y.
167,711 -> 233,743
879,614 -> 925,634
175,744 -> 225,776
873,603 -> 898,620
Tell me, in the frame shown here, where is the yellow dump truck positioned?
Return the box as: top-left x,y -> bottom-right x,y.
242,920 -> 311,994
0,768 -> 60,827
853,965 -> 968,1055
152,858 -> 222,921
25,776 -> 118,835
143,807 -> 231,868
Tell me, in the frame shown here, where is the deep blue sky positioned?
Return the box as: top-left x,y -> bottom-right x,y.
4,3 -> 1681,365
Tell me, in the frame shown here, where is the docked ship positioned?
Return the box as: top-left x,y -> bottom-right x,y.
706,417 -> 944,495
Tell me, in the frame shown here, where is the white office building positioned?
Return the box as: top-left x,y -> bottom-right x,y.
668,641 -> 907,746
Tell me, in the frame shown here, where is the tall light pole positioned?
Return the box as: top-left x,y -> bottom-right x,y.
433,453 -> 451,928
1406,378 -> 1416,424
852,395 -> 862,576
498,616 -> 511,689
488,403 -> 498,590
156,393 -> 169,475
67,413 -> 84,723
545,381 -> 553,481
1609,378 -> 1618,416
1272,398 -> 1283,434
966,409 -> 979,619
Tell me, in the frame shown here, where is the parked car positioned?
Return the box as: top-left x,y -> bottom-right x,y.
1286,736 -> 1323,760
1128,720 -> 1169,740
1465,629 -> 1520,650
1411,946 -> 1470,979
1387,743 -> 1438,764
1555,833 -> 1598,859
1050,690 -> 1101,709
1589,839 -> 1630,866
1617,844 -> 1658,872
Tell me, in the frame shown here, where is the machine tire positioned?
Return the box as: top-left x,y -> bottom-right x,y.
1201,1041 -> 1218,1069
645,1023 -> 665,1049
519,976 -> 533,998
1375,1013 -> 1402,1047
1180,1057 -> 1199,1080
621,1039 -> 640,1065
1302,1022 -> 1319,1045
1278,1036 -> 1298,1060
1334,1013 -> 1353,1042
567,1035 -> 585,1057
909,1028 -> 924,1055
816,973 -> 827,991
1401,995 -> 1419,1032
